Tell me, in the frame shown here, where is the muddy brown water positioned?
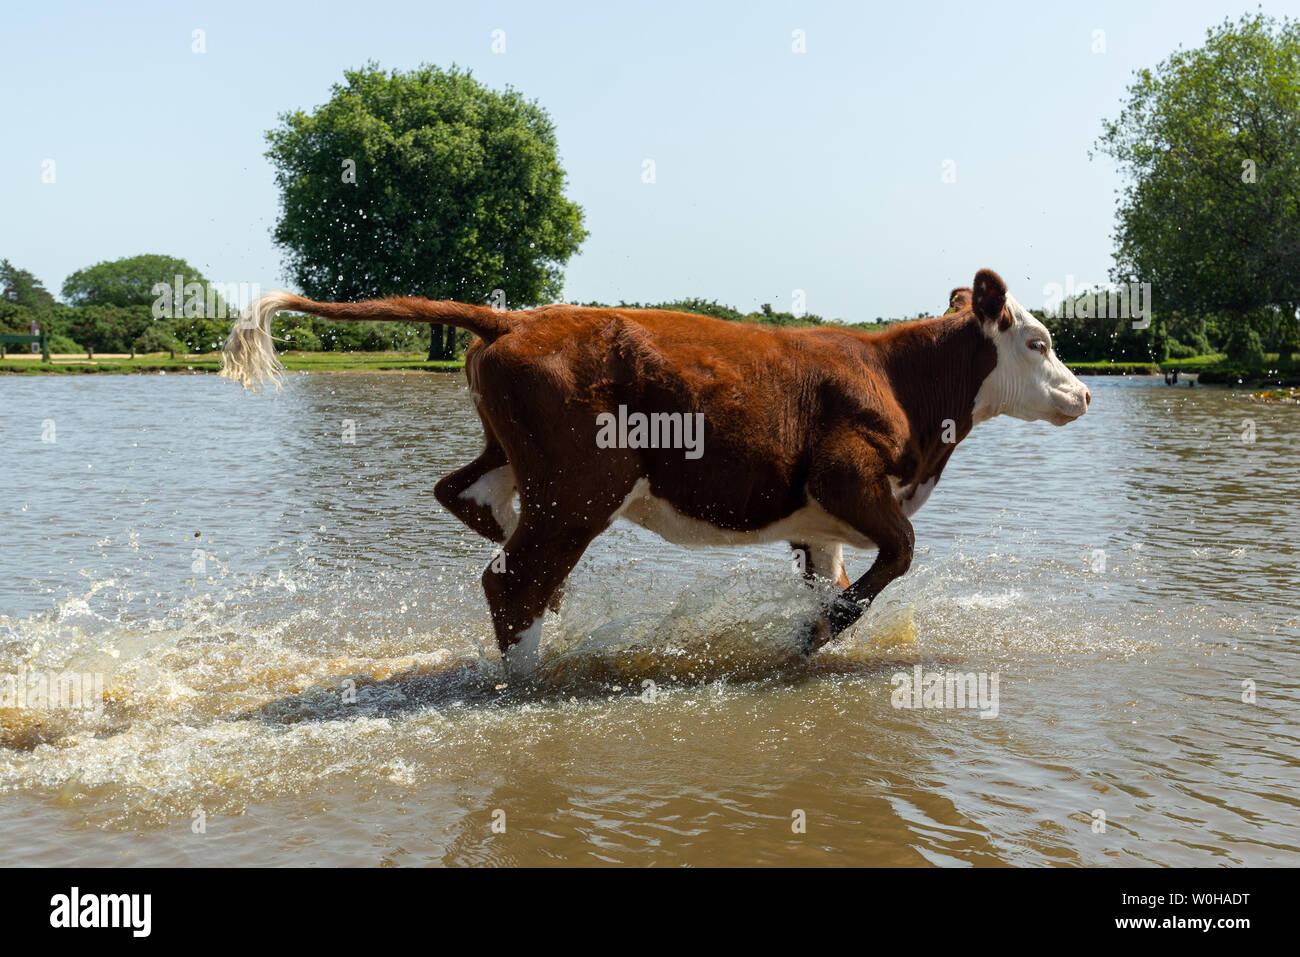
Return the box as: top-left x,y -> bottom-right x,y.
0,372 -> 1296,865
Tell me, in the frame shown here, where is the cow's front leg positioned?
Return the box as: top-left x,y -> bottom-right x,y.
798,459 -> 915,654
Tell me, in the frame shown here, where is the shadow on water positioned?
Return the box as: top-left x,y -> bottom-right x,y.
232,644 -> 961,727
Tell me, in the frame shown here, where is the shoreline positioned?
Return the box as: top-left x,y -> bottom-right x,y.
4,353 -> 1299,389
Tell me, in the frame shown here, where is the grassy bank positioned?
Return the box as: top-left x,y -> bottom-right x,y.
1065,361 -> 1162,375
1161,353 -> 1300,386
0,351 -> 464,376
1065,353 -> 1300,387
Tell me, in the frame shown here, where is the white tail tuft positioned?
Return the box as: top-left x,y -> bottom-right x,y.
220,292 -> 294,392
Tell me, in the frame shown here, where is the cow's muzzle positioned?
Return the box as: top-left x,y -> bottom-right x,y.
1050,386 -> 1090,425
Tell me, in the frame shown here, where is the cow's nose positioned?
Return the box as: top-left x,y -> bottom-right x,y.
1084,388 -> 1091,406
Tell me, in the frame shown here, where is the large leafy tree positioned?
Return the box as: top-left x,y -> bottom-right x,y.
1096,13 -> 1300,340
62,253 -> 212,308
265,63 -> 587,360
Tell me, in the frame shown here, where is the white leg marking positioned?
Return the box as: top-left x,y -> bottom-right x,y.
806,543 -> 845,583
502,616 -> 543,678
888,475 -> 938,519
900,476 -> 937,518
461,465 -> 519,538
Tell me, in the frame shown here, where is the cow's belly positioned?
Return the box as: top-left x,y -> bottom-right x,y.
612,478 -> 876,549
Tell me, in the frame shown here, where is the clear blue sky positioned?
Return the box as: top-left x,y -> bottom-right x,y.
3,0 -> 1295,319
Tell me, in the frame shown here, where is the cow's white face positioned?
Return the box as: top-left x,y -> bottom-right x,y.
974,294 -> 1091,426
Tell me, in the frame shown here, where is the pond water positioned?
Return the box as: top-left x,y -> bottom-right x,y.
0,372 -> 1296,865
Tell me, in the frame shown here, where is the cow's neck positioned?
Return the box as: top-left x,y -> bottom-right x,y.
874,312 -> 999,487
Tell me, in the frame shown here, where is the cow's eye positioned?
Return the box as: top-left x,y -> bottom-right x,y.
1028,340 -> 1048,355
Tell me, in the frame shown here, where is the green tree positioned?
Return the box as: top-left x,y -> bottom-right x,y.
265,63 -> 587,360
68,305 -> 155,354
0,260 -> 56,315
1095,13 -> 1300,343
62,253 -> 217,309
133,323 -> 184,356
1040,294 -> 1159,362
1223,324 -> 1267,365
171,317 -> 234,353
272,321 -> 322,353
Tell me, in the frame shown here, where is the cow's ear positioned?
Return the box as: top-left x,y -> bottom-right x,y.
972,269 -> 1008,327
946,287 -> 972,314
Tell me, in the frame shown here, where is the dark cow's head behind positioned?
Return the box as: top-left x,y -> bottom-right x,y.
945,286 -> 972,314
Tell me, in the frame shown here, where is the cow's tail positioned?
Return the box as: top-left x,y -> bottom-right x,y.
220,291 -> 516,392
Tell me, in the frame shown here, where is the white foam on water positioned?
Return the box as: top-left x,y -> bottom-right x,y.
951,589 -> 1024,611
0,526 -> 1162,827
532,564 -> 927,685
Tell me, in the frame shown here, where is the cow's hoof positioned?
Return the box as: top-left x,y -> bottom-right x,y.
799,594 -> 867,655
546,584 -> 566,614
502,645 -> 540,681
797,616 -> 834,657
501,619 -> 544,680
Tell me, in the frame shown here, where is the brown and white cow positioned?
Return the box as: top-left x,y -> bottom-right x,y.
221,269 -> 1089,675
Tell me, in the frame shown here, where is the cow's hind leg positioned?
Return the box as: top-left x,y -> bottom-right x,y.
483,517 -> 610,677
481,472 -> 634,676
435,451 -> 571,613
434,442 -> 517,543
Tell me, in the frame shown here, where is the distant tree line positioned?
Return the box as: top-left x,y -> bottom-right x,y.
0,253 -> 1280,365
0,254 -> 445,356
